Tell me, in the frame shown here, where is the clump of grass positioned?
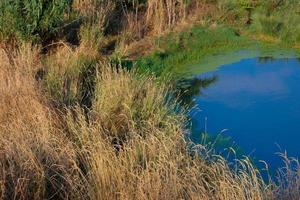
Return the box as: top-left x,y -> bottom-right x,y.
272,152 -> 300,200
216,0 -> 264,26
92,64 -> 184,143
42,20 -> 102,107
145,0 -> 188,34
117,0 -> 218,43
42,45 -> 97,107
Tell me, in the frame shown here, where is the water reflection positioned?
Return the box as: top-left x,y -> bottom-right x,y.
258,56 -> 295,64
176,75 -> 218,106
258,56 -> 276,63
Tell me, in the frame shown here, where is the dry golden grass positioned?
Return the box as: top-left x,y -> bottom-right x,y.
0,44 -> 87,200
271,152 -> 300,200
145,0 -> 187,35
0,1 -> 299,199
72,0 -> 115,30
122,0 -> 219,58
42,25 -> 100,106
0,43 -> 299,200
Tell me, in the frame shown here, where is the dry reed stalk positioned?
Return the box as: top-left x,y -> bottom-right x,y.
145,0 -> 187,34
0,44 -> 88,200
72,0 -> 115,30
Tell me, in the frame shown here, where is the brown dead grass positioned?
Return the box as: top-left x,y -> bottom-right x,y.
123,0 -> 219,59
0,41 -> 299,200
0,44 -> 88,200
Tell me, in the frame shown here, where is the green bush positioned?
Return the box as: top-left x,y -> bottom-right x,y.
0,0 -> 72,42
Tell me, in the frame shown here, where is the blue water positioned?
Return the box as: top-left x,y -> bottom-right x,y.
190,57 -> 300,170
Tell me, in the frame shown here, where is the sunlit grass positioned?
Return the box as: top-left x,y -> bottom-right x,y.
0,1 -> 300,199
0,44 -> 299,199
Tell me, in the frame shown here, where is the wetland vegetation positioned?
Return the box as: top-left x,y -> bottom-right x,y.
0,0 -> 299,199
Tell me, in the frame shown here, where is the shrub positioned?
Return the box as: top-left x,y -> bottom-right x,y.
0,0 -> 72,42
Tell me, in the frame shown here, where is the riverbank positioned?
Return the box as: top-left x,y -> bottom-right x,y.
0,0 -> 299,199
133,25 -> 300,78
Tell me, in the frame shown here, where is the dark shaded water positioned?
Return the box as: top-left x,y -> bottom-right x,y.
189,57 -> 300,170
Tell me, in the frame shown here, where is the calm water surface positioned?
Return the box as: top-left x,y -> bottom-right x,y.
190,57 -> 300,169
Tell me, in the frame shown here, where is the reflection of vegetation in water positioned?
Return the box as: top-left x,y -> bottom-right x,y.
258,56 -> 300,64
175,75 -> 218,106
257,56 -> 276,63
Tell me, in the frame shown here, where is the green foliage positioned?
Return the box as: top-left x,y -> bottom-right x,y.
0,0 -> 72,42
218,0 -> 300,45
136,26 -> 252,76
217,0 -> 257,25
251,0 -> 300,44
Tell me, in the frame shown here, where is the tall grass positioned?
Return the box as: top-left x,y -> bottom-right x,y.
0,1 -> 300,199
72,0 -> 115,31
108,0 -> 215,42
0,44 -> 299,200
145,0 -> 187,34
0,44 -> 88,200
42,20 -> 101,107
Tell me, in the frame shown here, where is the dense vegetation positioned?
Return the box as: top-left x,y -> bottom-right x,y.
136,0 -> 300,76
0,0 -> 299,199
136,26 -> 253,76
